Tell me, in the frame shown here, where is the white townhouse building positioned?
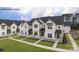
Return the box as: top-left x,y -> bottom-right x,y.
19,21 -> 30,36
0,23 -> 7,37
0,14 -> 72,41
0,19 -> 25,36
29,16 -> 71,41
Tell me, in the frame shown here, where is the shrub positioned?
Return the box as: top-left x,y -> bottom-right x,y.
62,34 -> 68,44
0,48 -> 4,52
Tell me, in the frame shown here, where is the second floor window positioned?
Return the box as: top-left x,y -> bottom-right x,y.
34,24 -> 38,28
58,26 -> 60,29
13,26 -> 15,29
1,25 -> 5,29
47,23 -> 52,29
2,32 -> 5,35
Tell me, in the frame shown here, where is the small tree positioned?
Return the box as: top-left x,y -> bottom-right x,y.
0,48 -> 4,52
62,34 -> 68,44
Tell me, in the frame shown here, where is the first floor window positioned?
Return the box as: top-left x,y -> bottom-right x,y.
2,32 -> 5,35
48,33 -> 52,38
34,31 -> 38,35
21,30 -> 23,34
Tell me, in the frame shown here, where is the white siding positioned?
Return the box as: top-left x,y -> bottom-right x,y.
45,20 -> 56,39
32,20 -> 40,37
0,23 -> 7,37
10,23 -> 17,35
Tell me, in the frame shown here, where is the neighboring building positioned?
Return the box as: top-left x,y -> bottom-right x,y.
0,19 -> 24,36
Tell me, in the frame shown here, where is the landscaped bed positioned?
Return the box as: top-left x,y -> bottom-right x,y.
0,39 -> 54,52
0,36 -> 9,40
13,36 -> 25,39
57,35 -> 72,50
38,40 -> 54,47
23,38 -> 39,43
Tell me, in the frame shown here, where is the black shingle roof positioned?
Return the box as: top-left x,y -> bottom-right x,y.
0,19 -> 25,26
27,18 -> 42,25
41,16 -> 64,25
31,16 -> 64,25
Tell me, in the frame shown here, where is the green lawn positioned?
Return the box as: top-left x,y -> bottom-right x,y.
23,38 -> 39,43
13,36 -> 25,39
57,35 -> 72,50
74,39 -> 79,47
38,40 -> 54,47
72,35 -> 79,47
0,39 -> 53,52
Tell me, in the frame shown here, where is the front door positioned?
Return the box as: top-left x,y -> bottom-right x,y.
57,34 -> 59,38
56,34 -> 60,38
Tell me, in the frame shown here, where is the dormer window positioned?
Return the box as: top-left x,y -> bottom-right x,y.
47,23 -> 52,29
58,26 -> 60,29
13,26 -> 15,29
1,25 -> 5,29
34,24 -> 38,28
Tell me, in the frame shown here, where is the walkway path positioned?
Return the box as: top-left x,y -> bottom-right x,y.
53,40 -> 59,48
9,37 -> 72,52
34,39 -> 42,44
68,34 -> 79,50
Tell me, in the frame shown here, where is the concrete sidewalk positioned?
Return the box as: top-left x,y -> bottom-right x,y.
34,39 -> 42,44
68,34 -> 79,50
9,37 -> 73,52
53,40 -> 59,48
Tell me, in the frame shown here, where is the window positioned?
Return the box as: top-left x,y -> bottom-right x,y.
21,30 -> 23,34
13,26 -> 15,29
58,26 -> 60,29
48,33 -> 52,38
1,25 -> 5,29
2,32 -> 5,35
25,32 -> 27,35
21,25 -> 23,28
47,23 -> 52,29
34,31 -> 38,35
25,26 -> 27,28
34,24 -> 38,28
73,17 -> 77,20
